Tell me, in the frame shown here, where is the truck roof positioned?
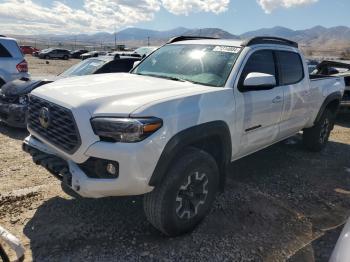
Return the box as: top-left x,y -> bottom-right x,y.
168,36 -> 298,48
169,39 -> 244,47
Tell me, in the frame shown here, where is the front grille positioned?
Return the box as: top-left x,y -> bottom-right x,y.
28,96 -> 81,154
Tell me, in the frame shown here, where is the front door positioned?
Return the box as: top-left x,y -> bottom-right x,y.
234,49 -> 284,158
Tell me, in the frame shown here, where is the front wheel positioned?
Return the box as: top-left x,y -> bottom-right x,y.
143,147 -> 219,236
303,109 -> 335,152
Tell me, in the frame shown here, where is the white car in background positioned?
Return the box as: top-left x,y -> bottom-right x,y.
0,36 -> 29,87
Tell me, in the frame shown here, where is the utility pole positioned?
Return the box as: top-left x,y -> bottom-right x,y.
114,24 -> 117,51
74,36 -> 77,50
147,36 -> 150,46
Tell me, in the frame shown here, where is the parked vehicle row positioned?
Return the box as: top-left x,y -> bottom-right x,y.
20,45 -> 39,55
38,48 -> 70,60
22,36 -> 345,236
0,55 -> 141,127
70,49 -> 89,59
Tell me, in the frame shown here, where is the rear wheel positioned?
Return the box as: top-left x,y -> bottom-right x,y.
63,55 -> 68,60
143,147 -> 219,236
303,109 -> 335,152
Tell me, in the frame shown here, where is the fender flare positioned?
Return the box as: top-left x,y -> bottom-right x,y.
148,121 -> 232,189
315,91 -> 342,124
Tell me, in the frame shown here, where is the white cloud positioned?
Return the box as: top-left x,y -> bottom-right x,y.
0,0 -> 320,34
0,0 -> 230,34
257,0 -> 318,13
0,0 -> 161,34
161,0 -> 230,15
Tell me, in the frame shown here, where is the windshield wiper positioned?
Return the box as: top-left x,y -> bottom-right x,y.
136,73 -> 192,83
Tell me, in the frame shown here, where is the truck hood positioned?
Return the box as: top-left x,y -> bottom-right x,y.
31,73 -> 216,116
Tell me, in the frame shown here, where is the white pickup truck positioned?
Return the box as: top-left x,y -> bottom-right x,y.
23,36 -> 345,236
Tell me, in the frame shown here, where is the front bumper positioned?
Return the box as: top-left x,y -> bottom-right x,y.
0,100 -> 27,128
23,135 -> 155,198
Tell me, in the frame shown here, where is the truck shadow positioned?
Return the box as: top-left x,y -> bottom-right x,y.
336,113 -> 350,128
23,138 -> 350,261
0,122 -> 28,140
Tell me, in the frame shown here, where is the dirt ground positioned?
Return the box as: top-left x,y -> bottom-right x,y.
26,55 -> 79,77
0,57 -> 350,261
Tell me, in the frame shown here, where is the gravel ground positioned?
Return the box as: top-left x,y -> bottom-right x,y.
0,57 -> 350,261
26,55 -> 79,77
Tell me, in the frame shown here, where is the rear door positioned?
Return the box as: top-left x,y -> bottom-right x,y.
234,49 -> 284,157
276,50 -> 310,138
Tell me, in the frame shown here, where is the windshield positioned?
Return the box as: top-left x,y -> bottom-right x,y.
132,44 -> 241,87
60,58 -> 106,77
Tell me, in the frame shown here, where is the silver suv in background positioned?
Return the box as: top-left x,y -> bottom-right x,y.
38,48 -> 70,60
0,36 -> 29,87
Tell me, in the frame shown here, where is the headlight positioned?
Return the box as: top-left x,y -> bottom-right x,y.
91,117 -> 163,143
18,95 -> 28,105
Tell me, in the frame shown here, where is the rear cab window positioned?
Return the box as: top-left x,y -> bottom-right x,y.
276,51 -> 304,85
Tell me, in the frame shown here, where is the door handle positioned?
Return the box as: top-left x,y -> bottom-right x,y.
272,96 -> 282,103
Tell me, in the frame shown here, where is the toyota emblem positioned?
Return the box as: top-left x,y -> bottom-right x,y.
39,107 -> 50,129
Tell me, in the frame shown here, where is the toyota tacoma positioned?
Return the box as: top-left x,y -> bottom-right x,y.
23,36 -> 345,236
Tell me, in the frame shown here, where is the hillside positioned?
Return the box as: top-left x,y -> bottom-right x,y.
11,25 -> 350,57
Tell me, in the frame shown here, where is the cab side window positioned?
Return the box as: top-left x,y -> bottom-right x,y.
276,51 -> 304,85
238,50 -> 276,91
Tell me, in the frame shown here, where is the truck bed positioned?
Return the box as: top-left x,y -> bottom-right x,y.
309,74 -> 339,80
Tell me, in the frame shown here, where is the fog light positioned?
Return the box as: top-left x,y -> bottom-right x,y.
79,158 -> 119,179
106,163 -> 117,175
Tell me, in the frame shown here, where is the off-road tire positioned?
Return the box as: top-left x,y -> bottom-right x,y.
303,109 -> 335,152
143,147 -> 219,236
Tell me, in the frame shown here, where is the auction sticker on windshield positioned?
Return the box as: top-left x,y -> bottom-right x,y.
213,46 -> 241,53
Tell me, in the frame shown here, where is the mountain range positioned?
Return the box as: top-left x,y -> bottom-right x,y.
12,25 -> 350,57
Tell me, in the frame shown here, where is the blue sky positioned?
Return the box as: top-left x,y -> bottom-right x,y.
139,0 -> 350,34
0,0 -> 349,35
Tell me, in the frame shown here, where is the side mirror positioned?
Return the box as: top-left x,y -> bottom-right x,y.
133,61 -> 141,68
243,72 -> 276,89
